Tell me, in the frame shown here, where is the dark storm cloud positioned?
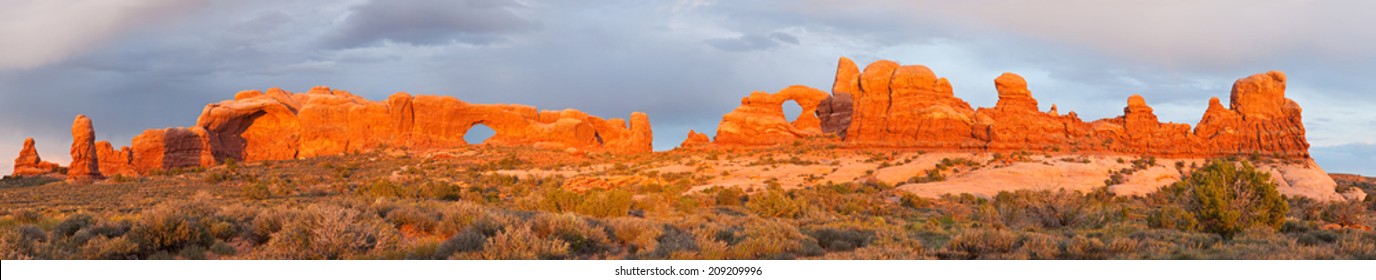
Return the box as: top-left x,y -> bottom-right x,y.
323,0 -> 539,48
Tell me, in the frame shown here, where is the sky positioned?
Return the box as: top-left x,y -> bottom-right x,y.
1,0 -> 1373,175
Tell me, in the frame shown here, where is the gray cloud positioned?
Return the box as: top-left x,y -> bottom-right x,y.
1312,143 -> 1376,175
0,0 -> 209,69
3,0 -> 1375,176
323,0 -> 538,48
706,32 -> 799,52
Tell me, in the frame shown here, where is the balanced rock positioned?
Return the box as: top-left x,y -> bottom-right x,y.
11,138 -> 61,176
67,115 -> 102,181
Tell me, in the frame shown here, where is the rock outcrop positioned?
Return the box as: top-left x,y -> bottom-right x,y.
96,141 -> 137,177
715,57 -> 1313,159
67,115 -> 102,181
132,127 -> 216,173
678,129 -> 711,148
713,85 -> 829,145
11,138 -> 61,177
12,87 -> 654,177
197,87 -> 652,163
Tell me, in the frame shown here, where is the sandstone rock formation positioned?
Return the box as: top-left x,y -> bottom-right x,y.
11,138 -> 61,177
196,87 -> 651,162
712,85 -> 829,145
96,141 -> 137,177
67,115 -> 102,181
678,129 -> 711,148
733,57 -> 1314,159
132,127 -> 216,173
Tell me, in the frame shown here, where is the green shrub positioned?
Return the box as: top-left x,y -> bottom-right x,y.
79,236 -> 139,260
746,188 -> 801,218
127,201 -> 215,255
574,189 -> 632,218
1147,206 -> 1199,231
1157,160 -> 1288,239
477,225 -> 569,260
242,182 -> 272,200
804,227 -> 875,252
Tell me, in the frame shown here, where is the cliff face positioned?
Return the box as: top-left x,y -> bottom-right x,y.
709,57 -> 1311,159
192,87 -> 654,164
13,87 -> 654,177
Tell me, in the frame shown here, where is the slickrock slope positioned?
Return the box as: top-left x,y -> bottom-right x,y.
67,115 -> 102,181
705,57 -> 1311,160
11,138 -> 61,177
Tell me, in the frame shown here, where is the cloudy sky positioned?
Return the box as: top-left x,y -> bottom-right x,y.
2,0 -> 1373,175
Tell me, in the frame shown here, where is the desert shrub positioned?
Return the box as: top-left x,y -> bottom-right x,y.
944,228 -> 1019,259
356,178 -> 407,199
385,205 -> 438,234
1017,232 -> 1062,259
575,189 -> 633,218
477,225 -> 569,260
127,201 -> 215,255
1147,205 -> 1199,231
54,213 -> 95,238
900,193 -> 934,209
1156,160 -> 1288,239
536,187 -> 581,213
711,187 -> 746,206
78,235 -> 139,260
1321,201 -> 1366,227
177,245 -> 207,260
745,188 -> 801,218
261,204 -> 401,259
804,227 -> 875,252
992,190 -> 1096,229
437,227 -> 487,259
242,181 -> 271,200
728,219 -> 813,259
419,181 -> 463,201
209,240 -> 237,256
1063,236 -> 1106,259
532,213 -> 613,256
606,217 -> 663,254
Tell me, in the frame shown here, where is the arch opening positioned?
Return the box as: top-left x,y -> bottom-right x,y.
782,100 -> 804,122
464,123 -> 496,145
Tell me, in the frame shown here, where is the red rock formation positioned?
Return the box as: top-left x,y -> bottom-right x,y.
96,141 -> 137,177
713,85 -> 829,145
678,129 -> 711,148
132,127 -> 215,173
818,57 -> 860,137
67,115 -> 102,181
194,87 -> 652,166
708,57 -> 1313,159
11,138 -> 61,177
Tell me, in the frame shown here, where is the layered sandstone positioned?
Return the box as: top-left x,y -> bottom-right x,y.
132,127 -> 216,173
67,115 -> 102,181
712,85 -> 829,145
197,87 -> 652,163
706,57 -> 1311,159
96,141 -> 137,177
11,138 -> 61,177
